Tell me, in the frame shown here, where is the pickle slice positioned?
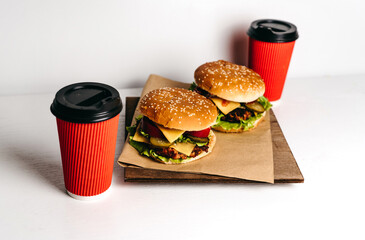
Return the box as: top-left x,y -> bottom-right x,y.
150,137 -> 173,147
187,135 -> 209,143
245,101 -> 265,113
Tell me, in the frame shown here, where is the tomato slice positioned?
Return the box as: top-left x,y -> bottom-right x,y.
186,127 -> 210,138
221,99 -> 230,107
141,117 -> 165,138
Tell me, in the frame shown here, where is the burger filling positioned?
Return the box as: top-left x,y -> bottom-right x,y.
190,82 -> 272,131
127,116 -> 212,163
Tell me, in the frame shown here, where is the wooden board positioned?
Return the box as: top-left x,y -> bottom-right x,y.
123,97 -> 304,183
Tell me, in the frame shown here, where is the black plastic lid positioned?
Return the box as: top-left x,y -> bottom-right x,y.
51,82 -> 123,123
247,19 -> 299,43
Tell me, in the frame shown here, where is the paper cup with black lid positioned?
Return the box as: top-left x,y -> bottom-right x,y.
247,19 -> 299,102
51,82 -> 123,200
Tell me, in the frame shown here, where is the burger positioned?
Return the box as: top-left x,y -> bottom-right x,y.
127,87 -> 218,164
191,60 -> 272,133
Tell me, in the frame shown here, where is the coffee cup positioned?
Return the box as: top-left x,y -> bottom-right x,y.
248,19 -> 299,101
51,82 -> 123,200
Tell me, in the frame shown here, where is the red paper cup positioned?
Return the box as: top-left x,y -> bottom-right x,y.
247,19 -> 299,102
56,116 -> 119,199
51,82 -> 123,200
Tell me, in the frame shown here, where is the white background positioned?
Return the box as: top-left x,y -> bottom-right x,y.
1,0 -> 364,96
1,1 -> 365,240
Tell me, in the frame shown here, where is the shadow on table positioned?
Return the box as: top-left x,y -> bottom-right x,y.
7,146 -> 65,193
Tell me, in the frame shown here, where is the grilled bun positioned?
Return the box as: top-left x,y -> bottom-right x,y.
139,87 -> 218,131
194,60 -> 265,102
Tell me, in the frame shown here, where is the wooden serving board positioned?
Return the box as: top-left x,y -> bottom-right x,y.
123,97 -> 304,183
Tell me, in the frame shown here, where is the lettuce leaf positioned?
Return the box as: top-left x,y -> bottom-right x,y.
176,134 -> 208,147
214,113 -> 263,131
257,96 -> 272,111
128,137 -> 192,164
139,129 -> 150,138
129,136 -> 149,153
126,115 -> 143,135
213,96 -> 271,131
188,82 -> 197,91
139,128 -> 207,147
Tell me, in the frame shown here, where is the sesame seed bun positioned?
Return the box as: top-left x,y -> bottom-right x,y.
139,87 -> 218,131
194,60 -> 265,102
212,111 -> 266,133
151,130 -> 216,164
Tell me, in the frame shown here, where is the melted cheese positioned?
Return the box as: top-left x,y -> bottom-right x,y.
133,121 -> 196,156
170,142 -> 196,156
156,124 -> 185,143
132,123 -> 150,144
210,98 -> 240,115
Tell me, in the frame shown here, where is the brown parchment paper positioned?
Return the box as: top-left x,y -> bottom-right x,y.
118,74 -> 274,183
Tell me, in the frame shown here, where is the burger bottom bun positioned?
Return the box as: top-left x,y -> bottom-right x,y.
152,130 -> 216,165
212,111 -> 266,133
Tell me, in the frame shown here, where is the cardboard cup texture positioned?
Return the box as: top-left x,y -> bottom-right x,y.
248,37 -> 296,101
56,115 -> 120,198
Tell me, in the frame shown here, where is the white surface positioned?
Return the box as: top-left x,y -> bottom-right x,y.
67,188 -> 111,201
1,0 -> 365,96
1,76 -> 364,240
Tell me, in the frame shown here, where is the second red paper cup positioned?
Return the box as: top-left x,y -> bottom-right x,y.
248,19 -> 299,101
51,82 -> 123,200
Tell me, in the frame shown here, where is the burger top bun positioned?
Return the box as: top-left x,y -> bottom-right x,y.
139,87 -> 218,131
194,60 -> 265,102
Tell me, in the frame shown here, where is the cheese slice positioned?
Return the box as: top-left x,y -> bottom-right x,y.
132,122 -> 150,144
170,142 -> 196,156
156,124 -> 185,143
210,98 -> 241,115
